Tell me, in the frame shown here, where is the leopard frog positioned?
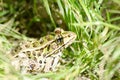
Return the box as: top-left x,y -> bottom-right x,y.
11,28 -> 76,74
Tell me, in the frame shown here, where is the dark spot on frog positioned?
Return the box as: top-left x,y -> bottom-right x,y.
15,55 -> 19,58
32,51 -> 36,56
26,51 -> 31,55
37,53 -> 40,56
47,45 -> 50,51
39,39 -> 44,44
25,44 -> 30,48
39,60 -> 42,64
49,67 -> 52,71
44,61 -> 46,64
56,36 -> 63,44
28,56 -> 31,59
30,64 -> 35,69
68,34 -> 71,37
33,57 -> 37,61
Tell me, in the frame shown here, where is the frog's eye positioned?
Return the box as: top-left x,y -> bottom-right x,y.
54,28 -> 64,34
55,29 -> 61,34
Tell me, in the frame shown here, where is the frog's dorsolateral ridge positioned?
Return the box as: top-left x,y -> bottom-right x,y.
11,28 -> 76,74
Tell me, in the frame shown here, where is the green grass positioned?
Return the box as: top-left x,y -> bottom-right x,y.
0,0 -> 120,80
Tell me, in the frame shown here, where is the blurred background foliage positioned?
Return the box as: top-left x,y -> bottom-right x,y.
0,0 -> 68,37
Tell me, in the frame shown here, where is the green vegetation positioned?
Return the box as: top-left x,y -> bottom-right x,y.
0,0 -> 120,80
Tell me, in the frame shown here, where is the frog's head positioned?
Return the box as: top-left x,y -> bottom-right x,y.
54,28 -> 76,48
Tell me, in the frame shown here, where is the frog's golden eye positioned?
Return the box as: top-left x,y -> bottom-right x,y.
54,28 -> 64,34
55,29 -> 61,34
